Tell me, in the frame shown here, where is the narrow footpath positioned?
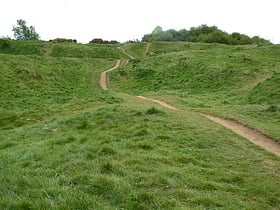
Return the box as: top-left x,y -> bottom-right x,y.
98,45 -> 280,157
119,47 -> 135,59
137,96 -> 179,111
137,96 -> 280,157
144,42 -> 151,55
99,60 -> 121,90
201,114 -> 280,156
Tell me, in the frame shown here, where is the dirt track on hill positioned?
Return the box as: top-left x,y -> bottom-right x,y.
137,96 -> 179,111
144,43 -> 151,55
98,46 -> 280,157
99,60 -> 121,90
119,47 -> 135,59
201,114 -> 280,156
136,96 -> 280,157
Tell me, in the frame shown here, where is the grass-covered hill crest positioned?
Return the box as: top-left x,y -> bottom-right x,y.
0,39 -> 279,209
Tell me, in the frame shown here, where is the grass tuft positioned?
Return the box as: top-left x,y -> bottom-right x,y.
99,147 -> 117,156
146,107 -> 165,115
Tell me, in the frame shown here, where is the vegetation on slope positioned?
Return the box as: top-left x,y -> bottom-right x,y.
1,99 -> 280,209
142,25 -> 270,45
0,40 -> 279,209
0,54 -> 118,129
0,39 -> 127,59
121,42 -> 147,58
0,40 -> 127,130
110,42 -> 280,139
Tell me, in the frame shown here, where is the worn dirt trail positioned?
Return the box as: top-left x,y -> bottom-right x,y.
137,96 -> 179,111
201,114 -> 280,156
99,60 -> 121,90
137,96 -> 280,157
98,47 -> 280,157
144,42 -> 151,55
119,47 -> 135,59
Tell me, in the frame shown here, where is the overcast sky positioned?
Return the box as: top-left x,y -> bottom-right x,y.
1,0 -> 279,43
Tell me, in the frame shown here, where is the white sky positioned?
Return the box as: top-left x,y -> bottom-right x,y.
1,0 -> 280,43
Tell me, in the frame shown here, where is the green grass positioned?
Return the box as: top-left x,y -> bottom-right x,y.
112,42 -> 279,95
0,53 -> 119,129
0,40 -> 126,59
1,40 -> 280,209
122,42 -> 147,58
1,104 -> 280,209
110,42 -> 280,140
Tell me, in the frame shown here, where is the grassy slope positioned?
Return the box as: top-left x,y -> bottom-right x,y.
0,41 -> 280,209
0,40 -> 128,129
110,42 -> 280,140
122,42 -> 147,58
0,40 -> 126,59
0,54 -> 117,128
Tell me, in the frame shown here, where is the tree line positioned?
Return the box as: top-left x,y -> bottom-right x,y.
142,25 -> 270,45
3,20 -> 271,45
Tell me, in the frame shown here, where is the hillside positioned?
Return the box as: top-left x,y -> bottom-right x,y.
111,42 -> 280,140
0,40 -> 280,209
0,40 -> 126,59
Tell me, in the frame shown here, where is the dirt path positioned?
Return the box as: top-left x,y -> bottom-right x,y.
98,47 -> 280,157
137,96 -> 179,111
137,96 -> 280,156
99,47 -> 133,91
144,42 -> 151,55
118,47 -> 135,59
201,114 -> 280,156
99,60 -> 121,90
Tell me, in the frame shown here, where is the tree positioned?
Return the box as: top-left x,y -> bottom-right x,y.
188,25 -> 218,42
142,24 -> 270,45
12,19 -> 40,40
200,30 -> 231,44
178,29 -> 189,41
152,26 -> 163,35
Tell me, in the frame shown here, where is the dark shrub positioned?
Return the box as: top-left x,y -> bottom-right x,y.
0,38 -> 11,49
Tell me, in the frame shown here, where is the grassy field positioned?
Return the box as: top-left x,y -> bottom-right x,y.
121,42 -> 147,58
111,42 -> 280,140
0,40 -> 280,209
0,40 -> 127,59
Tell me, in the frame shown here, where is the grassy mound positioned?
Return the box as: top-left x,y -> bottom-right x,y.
0,40 -> 279,209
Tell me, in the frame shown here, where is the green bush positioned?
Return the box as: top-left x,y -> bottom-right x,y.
0,38 -> 11,49
142,25 -> 270,45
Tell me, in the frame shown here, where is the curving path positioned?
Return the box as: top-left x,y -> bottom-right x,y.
137,96 -> 179,111
144,42 -> 151,55
201,114 -> 280,156
137,96 -> 280,157
99,60 -> 121,90
118,47 -> 135,59
98,45 -> 280,157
